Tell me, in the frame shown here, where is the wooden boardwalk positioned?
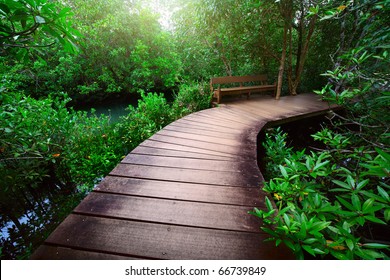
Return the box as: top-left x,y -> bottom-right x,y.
31,93 -> 336,260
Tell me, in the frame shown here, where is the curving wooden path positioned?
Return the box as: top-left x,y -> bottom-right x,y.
31,93 -> 337,260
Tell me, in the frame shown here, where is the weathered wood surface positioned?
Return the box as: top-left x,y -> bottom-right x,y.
31,93 -> 337,260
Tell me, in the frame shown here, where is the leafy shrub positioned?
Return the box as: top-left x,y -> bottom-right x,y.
115,92 -> 173,151
251,128 -> 390,260
172,82 -> 212,116
0,92 -> 126,258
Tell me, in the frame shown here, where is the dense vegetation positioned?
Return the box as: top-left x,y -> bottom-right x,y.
252,0 -> 390,259
0,0 -> 388,259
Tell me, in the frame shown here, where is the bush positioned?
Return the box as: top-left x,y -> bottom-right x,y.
251,128 -> 390,260
115,92 -> 173,151
172,82 -> 212,116
0,92 -> 125,259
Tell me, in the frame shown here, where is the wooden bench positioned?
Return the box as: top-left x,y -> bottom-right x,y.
210,75 -> 276,104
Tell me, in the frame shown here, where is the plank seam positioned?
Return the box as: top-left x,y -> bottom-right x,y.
167,122 -> 241,135
138,143 -> 238,159
69,212 -> 265,235
131,151 -> 244,162
41,243 -> 160,260
92,189 -> 264,207
146,139 -> 251,158
155,132 -> 240,147
119,162 -> 252,174
106,174 -> 260,188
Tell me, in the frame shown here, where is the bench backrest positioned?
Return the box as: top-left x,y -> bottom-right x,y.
210,75 -> 268,86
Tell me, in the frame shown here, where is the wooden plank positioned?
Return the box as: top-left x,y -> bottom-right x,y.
73,192 -> 264,232
96,176 -> 265,206
139,140 -> 239,159
31,245 -> 140,260
164,124 -> 241,140
175,118 -> 243,134
109,164 -> 261,187
44,214 -> 292,259
132,145 -> 234,161
166,121 -> 242,137
219,85 -> 275,93
235,100 -> 296,117
184,114 -> 251,129
156,129 -> 243,147
149,134 -> 254,158
221,106 -> 267,122
270,96 -> 324,111
226,103 -> 276,119
122,153 -> 258,173
194,109 -> 256,126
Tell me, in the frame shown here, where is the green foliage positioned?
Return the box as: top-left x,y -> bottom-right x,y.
1,0 -> 183,101
117,84 -> 211,152
251,128 -> 390,260
0,0 -> 80,58
262,127 -> 294,178
116,92 -> 173,151
252,1 -> 388,260
172,82 -> 213,116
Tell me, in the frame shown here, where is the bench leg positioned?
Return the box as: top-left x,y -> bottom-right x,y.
247,92 -> 251,99
217,92 -> 221,104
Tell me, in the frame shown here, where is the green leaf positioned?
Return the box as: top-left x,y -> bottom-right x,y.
330,250 -> 349,260
377,186 -> 389,201
384,209 -> 390,222
375,147 -> 390,162
261,227 -> 276,236
346,175 -> 355,189
284,239 -> 295,251
337,196 -> 355,211
362,198 -> 375,213
309,221 -> 331,233
356,179 -> 369,191
265,196 -> 273,211
279,165 -> 288,178
362,243 -> 390,249
351,194 -> 361,211
361,249 -> 385,259
332,180 -> 350,190
313,248 -> 326,255
58,7 -> 72,18
355,216 -> 365,226
302,245 -> 315,256
346,239 -> 354,251
303,238 -> 318,244
364,215 -> 386,225
283,213 -> 291,228
297,220 -> 307,239
313,160 -> 330,171
328,226 -> 340,234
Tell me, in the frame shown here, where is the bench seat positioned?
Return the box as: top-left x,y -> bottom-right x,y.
210,75 -> 276,104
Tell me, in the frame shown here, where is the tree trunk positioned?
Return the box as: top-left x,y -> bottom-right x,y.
289,14 -> 318,96
276,21 -> 289,100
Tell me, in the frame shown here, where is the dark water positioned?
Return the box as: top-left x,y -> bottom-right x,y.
84,101 -> 131,122
257,114 -> 332,176
74,96 -> 139,123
